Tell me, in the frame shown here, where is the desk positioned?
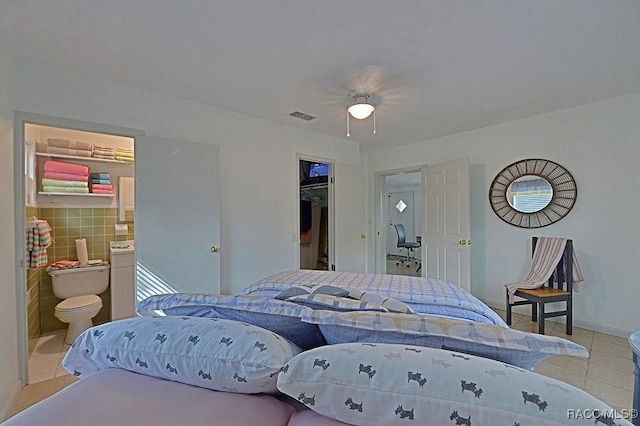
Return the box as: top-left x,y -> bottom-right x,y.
631,330 -> 640,425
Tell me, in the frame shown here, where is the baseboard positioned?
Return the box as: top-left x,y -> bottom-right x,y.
0,379 -> 23,422
483,299 -> 634,339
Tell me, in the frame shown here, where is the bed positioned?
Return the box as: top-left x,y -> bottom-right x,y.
3,271 -> 632,426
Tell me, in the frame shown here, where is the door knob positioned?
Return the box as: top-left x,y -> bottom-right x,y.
459,240 -> 471,245
210,245 -> 219,253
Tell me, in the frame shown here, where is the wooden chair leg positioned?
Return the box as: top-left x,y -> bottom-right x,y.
538,302 -> 545,335
566,296 -> 573,335
505,290 -> 512,325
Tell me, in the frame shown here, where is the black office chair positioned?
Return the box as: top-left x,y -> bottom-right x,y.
394,224 -> 421,272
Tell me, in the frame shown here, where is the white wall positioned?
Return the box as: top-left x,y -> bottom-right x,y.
0,43 -> 20,420
11,57 -> 362,297
365,93 -> 640,337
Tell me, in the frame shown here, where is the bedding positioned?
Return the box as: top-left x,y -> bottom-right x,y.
137,272 -> 588,368
243,269 -> 507,325
4,314 -> 626,426
137,294 -> 325,349
62,315 -> 302,393
5,340 -> 626,426
277,342 -> 631,426
2,368 -> 300,426
301,309 -> 589,370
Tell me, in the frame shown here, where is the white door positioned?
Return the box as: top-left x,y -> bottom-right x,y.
387,191 -> 415,257
422,157 -> 470,291
334,162 -> 366,272
135,136 -> 220,301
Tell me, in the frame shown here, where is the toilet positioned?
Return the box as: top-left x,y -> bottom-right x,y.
48,264 -> 110,344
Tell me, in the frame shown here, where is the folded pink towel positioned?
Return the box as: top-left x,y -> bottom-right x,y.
43,171 -> 89,182
49,260 -> 81,269
91,189 -> 113,194
91,184 -> 113,190
44,160 -> 89,176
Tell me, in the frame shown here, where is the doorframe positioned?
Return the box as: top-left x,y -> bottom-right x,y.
13,111 -> 143,385
296,154 -> 335,271
374,166 -> 424,274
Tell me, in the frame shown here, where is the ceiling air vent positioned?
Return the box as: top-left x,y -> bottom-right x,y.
289,111 -> 316,121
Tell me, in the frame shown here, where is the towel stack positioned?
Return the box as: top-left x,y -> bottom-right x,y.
46,138 -> 93,158
90,172 -> 113,194
42,160 -> 89,193
92,145 -> 115,160
115,147 -> 134,162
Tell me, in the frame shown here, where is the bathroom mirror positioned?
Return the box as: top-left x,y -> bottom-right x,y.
489,159 -> 577,228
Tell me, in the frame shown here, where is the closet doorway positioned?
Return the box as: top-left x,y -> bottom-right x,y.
299,158 -> 334,271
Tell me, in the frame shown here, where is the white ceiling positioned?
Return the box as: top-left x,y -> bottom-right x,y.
2,1 -> 640,152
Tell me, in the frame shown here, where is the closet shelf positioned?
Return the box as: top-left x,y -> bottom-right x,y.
300,183 -> 328,205
36,152 -> 133,165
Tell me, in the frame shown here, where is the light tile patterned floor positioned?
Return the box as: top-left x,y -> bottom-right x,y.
500,309 -> 634,413
10,309 -> 635,418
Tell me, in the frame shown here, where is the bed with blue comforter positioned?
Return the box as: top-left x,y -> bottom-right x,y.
242,269 -> 506,326
4,270 -> 630,426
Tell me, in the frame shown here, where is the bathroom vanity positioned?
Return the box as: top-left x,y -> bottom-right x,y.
110,240 -> 135,320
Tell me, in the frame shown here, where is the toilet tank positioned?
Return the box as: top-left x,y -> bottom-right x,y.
49,264 -> 110,299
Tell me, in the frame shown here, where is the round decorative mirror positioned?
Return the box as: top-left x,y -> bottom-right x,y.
489,159 -> 577,228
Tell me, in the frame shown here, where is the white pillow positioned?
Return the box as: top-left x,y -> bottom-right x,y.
277,343 -> 631,426
63,316 -> 302,393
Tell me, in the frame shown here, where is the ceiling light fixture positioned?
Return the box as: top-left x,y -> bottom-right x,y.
346,89 -> 377,137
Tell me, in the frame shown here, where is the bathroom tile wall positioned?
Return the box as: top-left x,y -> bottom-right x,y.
26,206 -> 41,356
33,207 -> 134,332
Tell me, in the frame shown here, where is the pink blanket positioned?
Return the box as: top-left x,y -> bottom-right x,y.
44,160 -> 89,176
44,171 -> 89,182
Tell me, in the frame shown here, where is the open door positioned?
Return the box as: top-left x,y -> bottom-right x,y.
136,137 -> 220,300
334,161 -> 366,272
422,157 -> 470,291
299,159 -> 332,271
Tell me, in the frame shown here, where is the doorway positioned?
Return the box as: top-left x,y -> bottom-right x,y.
299,158 -> 333,271
14,112 -> 141,385
384,172 -> 422,277
374,158 -> 471,289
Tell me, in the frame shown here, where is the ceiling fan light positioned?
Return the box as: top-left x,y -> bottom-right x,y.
348,103 -> 375,119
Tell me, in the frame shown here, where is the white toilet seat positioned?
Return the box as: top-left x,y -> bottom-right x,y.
55,295 -> 103,344
56,295 -> 102,312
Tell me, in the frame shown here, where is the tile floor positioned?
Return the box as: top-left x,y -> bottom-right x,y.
9,309 -> 635,418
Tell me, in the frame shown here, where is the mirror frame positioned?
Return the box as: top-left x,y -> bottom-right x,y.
489,158 -> 577,228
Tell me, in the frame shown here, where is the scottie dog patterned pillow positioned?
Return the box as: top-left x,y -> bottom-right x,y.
63,316 -> 302,393
277,343 -> 631,426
